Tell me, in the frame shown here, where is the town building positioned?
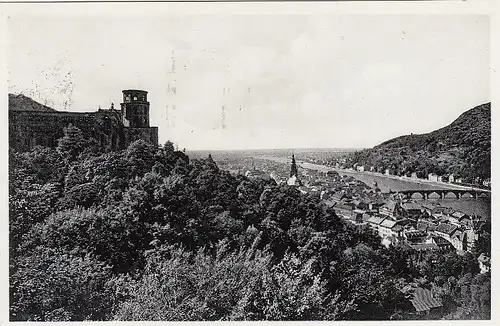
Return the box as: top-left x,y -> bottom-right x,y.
410,287 -> 443,316
416,220 -> 438,233
448,211 -> 468,226
403,229 -> 428,244
434,223 -> 459,243
344,209 -> 369,226
401,201 -> 424,219
378,219 -> 404,242
245,169 -> 270,180
425,235 -> 453,251
428,173 -> 438,182
379,201 -> 403,220
409,243 -> 440,254
367,215 -> 386,233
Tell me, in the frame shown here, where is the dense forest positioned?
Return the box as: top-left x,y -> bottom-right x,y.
347,103 -> 491,183
9,125 -> 490,321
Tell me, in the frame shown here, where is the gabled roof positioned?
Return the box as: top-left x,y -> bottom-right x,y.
451,211 -> 467,219
432,236 -> 452,246
404,229 -> 427,238
367,216 -> 385,225
460,218 -> 474,228
436,223 -> 458,236
380,219 -> 397,229
410,287 -> 443,312
401,202 -> 422,211
381,201 -> 396,211
417,220 -> 437,232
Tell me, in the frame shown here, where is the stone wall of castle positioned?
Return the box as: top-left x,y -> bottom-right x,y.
9,109 -> 158,152
124,127 -> 159,147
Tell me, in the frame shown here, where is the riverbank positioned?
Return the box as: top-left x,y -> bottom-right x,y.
258,155 -> 480,191
256,155 -> 490,220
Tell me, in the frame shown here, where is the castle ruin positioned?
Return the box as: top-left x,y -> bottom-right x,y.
9,89 -> 158,151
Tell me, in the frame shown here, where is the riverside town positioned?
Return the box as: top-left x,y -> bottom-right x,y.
7,7 -> 491,323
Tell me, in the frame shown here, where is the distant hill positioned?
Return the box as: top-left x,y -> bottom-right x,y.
9,93 -> 57,112
347,103 -> 491,184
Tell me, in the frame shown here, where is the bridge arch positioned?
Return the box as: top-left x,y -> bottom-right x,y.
478,192 -> 488,198
460,191 -> 475,199
444,191 -> 460,200
427,190 -> 443,199
409,191 -> 425,199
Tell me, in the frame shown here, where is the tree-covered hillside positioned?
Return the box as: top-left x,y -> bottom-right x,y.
347,103 -> 491,183
9,125 -> 490,321
8,93 -> 57,112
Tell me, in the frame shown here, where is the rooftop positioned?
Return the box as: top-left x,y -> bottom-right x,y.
401,202 -> 422,211
436,223 -> 458,236
451,211 -> 467,219
410,243 -> 440,252
432,236 -> 452,246
380,219 -> 398,229
367,216 -> 386,225
410,287 -> 443,312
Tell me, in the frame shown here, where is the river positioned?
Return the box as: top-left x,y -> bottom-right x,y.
334,168 -> 490,220
257,156 -> 491,220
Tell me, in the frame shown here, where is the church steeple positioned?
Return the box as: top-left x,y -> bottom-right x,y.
290,154 -> 298,177
287,154 -> 302,187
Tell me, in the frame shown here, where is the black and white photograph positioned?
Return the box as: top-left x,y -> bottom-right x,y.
2,0 -> 494,322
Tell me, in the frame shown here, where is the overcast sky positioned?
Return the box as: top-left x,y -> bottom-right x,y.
7,6 -> 489,150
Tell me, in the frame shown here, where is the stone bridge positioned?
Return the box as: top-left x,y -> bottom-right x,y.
386,188 -> 491,200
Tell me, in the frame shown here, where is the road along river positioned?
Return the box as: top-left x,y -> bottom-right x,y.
257,156 -> 491,220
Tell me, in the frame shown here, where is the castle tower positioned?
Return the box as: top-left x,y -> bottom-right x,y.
120,89 -> 150,127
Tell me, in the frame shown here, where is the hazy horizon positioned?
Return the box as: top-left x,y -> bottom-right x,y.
186,147 -> 363,152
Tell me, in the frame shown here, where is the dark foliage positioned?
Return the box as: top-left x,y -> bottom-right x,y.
347,103 -> 491,184
9,127 -> 490,321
